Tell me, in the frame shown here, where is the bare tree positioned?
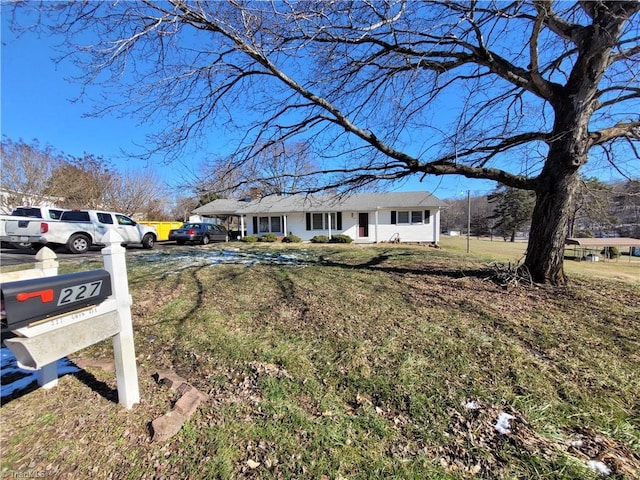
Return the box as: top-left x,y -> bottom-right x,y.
189,140 -> 321,199
46,154 -> 116,210
568,177 -> 616,237
106,167 -> 169,218
13,1 -> 639,283
0,137 -> 64,210
171,195 -> 199,222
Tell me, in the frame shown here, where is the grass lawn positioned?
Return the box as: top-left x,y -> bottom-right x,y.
1,242 -> 639,479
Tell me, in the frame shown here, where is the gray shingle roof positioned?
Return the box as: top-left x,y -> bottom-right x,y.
192,199 -> 247,215
194,191 -> 445,216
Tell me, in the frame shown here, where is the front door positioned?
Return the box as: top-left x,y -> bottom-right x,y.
358,212 -> 369,238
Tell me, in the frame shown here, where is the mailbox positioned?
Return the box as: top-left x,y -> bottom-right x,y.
1,269 -> 112,330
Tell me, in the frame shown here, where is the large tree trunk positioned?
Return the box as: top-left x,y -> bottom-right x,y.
525,154 -> 582,285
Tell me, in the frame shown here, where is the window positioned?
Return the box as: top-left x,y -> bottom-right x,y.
116,214 -> 135,226
312,213 -> 323,230
324,213 -> 337,229
97,212 -> 114,224
397,211 -> 410,224
270,217 -> 282,233
306,212 -> 343,230
391,210 -> 430,224
62,211 -> 90,222
49,209 -> 65,220
257,216 -> 282,233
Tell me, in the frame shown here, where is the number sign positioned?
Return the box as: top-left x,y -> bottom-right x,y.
1,270 -> 112,330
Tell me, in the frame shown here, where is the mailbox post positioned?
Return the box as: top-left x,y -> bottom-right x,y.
1,230 -> 140,408
102,230 -> 140,409
1,247 -> 60,389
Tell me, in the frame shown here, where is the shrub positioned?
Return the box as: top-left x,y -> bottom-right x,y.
282,234 -> 302,243
259,233 -> 278,242
241,235 -> 259,243
330,234 -> 353,244
311,235 -> 329,243
601,246 -> 620,258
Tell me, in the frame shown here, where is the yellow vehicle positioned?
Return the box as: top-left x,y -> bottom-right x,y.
138,221 -> 184,242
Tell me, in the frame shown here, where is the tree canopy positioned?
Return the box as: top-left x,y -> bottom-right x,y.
8,1 -> 639,283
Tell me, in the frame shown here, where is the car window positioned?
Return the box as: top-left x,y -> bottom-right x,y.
116,214 -> 136,226
49,209 -> 65,220
97,212 -> 114,224
62,211 -> 90,222
12,207 -> 40,217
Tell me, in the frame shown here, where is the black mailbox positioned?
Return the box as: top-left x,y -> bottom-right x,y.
1,270 -> 112,330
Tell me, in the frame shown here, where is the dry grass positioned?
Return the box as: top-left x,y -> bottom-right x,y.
1,243 -> 639,479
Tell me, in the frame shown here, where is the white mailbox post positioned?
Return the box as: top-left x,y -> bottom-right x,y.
1,231 -> 140,409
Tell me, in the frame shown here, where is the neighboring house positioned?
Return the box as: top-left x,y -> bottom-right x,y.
193,191 -> 445,244
0,188 -> 65,214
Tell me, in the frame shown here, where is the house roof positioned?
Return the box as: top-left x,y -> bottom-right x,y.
192,199 -> 247,215
194,191 -> 445,216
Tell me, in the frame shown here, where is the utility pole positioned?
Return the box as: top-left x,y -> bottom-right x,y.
467,190 -> 471,253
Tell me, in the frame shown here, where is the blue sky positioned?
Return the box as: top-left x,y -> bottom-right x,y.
1,17 -> 166,178
0,8 -> 514,201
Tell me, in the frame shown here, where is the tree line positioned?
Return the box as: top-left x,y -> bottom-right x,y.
0,137 -> 180,220
443,179 -> 640,241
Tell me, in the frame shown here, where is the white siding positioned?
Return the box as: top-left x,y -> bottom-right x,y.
246,208 -> 441,244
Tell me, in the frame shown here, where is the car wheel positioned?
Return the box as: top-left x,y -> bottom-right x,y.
201,235 -> 210,245
67,234 -> 91,254
142,233 -> 155,249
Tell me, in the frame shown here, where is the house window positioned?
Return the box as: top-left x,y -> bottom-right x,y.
397,211 -> 410,224
306,212 -> 343,230
270,216 -> 282,233
391,210 -> 430,224
259,217 -> 270,233
312,213 -> 324,230
324,213 -> 337,229
258,216 -> 282,233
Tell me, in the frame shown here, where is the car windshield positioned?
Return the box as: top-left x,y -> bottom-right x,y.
183,224 -> 200,229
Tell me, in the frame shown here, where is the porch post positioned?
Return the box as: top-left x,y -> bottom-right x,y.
240,215 -> 245,239
374,209 -> 379,243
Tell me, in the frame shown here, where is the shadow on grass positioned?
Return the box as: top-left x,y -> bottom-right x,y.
318,250 -> 491,279
0,362 -> 118,406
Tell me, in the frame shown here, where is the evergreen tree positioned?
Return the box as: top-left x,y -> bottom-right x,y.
488,186 -> 535,242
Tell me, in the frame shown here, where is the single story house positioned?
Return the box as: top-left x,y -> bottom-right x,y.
193,191 -> 445,244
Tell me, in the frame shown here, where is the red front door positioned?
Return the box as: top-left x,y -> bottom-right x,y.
358,213 -> 369,238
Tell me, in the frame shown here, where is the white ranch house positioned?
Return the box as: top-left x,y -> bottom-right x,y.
193,191 -> 445,244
